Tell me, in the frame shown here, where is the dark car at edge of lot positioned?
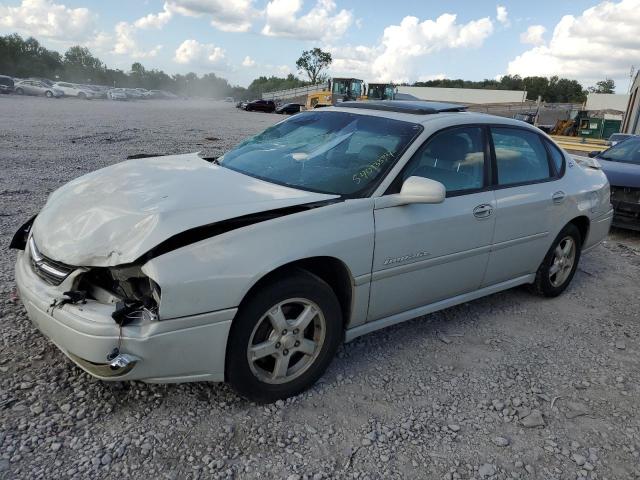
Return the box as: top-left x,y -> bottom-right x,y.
275,103 -> 302,114
0,75 -> 14,93
244,99 -> 276,113
588,136 -> 640,231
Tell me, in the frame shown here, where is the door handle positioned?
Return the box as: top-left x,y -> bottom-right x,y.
552,191 -> 566,204
473,204 -> 494,219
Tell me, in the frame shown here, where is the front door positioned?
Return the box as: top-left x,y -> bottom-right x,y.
368,126 -> 496,321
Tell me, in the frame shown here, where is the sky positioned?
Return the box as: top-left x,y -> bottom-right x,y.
1,0 -> 639,91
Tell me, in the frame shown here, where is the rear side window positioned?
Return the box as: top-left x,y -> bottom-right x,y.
491,128 -> 551,186
402,126 -> 486,193
544,139 -> 565,175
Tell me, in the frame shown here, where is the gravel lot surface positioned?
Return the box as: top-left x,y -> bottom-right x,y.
1,96 -> 639,480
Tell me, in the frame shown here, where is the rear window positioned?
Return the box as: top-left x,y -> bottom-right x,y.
544,138 -> 565,175
492,127 -> 551,186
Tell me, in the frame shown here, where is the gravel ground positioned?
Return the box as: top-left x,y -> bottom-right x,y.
1,96 -> 639,480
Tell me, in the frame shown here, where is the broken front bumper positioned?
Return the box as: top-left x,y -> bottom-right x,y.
612,200 -> 640,231
15,251 -> 236,383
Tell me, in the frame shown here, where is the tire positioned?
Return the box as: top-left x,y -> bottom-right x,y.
78,92 -> 86,99
532,223 -> 582,297
45,90 -> 53,98
16,88 -> 24,95
226,269 -> 343,403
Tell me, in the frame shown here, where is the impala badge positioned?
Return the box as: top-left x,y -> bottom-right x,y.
383,251 -> 429,266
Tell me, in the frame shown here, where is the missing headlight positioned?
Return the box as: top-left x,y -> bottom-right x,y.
78,266 -> 161,324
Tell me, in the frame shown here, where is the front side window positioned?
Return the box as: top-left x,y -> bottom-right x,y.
401,126 -> 486,193
220,111 -> 422,196
492,128 -> 551,186
599,137 -> 640,164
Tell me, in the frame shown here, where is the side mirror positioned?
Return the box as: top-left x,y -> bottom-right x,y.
587,151 -> 600,158
375,176 -> 446,209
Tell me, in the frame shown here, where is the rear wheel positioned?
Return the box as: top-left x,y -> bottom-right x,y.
532,223 -> 582,297
45,90 -> 53,98
226,270 -> 342,403
78,92 -> 86,99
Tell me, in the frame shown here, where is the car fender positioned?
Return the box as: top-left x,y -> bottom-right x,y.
141,198 -> 375,323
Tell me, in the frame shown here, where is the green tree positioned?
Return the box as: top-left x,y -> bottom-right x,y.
295,47 -> 332,84
588,78 -> 615,94
63,45 -> 104,83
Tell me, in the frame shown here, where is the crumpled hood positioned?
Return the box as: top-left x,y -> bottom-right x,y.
32,153 -> 337,267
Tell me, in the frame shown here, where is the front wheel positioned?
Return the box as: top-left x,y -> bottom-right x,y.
16,88 -> 24,95
226,270 -> 342,403
532,223 -> 582,297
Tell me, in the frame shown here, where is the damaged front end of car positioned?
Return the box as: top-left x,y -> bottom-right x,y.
12,222 -> 165,377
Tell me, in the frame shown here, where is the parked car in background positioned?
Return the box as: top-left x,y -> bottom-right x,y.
28,77 -> 55,87
135,88 -> 152,98
12,101 -> 612,402
224,97 -> 234,102
236,100 -> 247,109
14,80 -> 63,98
0,75 -> 14,93
244,99 -> 276,112
275,103 -> 302,114
124,88 -> 145,99
107,88 -> 128,100
146,89 -> 177,99
53,82 -> 97,99
585,136 -> 640,230
82,85 -> 108,98
608,133 -> 636,146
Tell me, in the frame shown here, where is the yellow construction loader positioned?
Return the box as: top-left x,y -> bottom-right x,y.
305,78 -> 366,109
365,83 -> 396,100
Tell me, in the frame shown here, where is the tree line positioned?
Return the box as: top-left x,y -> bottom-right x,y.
1,34 -> 613,103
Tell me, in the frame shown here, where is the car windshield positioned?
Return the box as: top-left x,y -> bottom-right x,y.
219,111 -> 423,196
599,137 -> 640,164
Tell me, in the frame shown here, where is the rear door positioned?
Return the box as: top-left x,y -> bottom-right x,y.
22,81 -> 37,95
482,126 -> 564,286
369,126 -> 496,321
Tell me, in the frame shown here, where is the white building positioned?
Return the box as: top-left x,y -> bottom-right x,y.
396,86 -> 527,104
585,93 -> 630,112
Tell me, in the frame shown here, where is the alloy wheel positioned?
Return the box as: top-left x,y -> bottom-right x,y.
247,298 -> 325,385
549,236 -> 576,287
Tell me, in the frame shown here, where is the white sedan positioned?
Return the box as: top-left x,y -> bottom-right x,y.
53,82 -> 97,99
12,101 -> 612,402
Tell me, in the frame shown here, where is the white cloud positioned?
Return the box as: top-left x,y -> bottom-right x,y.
496,5 -> 509,25
262,0 -> 353,41
520,25 -> 546,45
112,21 -> 162,59
174,39 -> 225,65
507,0 -> 640,84
496,5 -> 507,22
0,0 -> 94,41
418,73 -> 447,82
166,0 -> 255,32
330,13 -> 494,83
242,55 -> 256,67
134,2 -> 173,29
